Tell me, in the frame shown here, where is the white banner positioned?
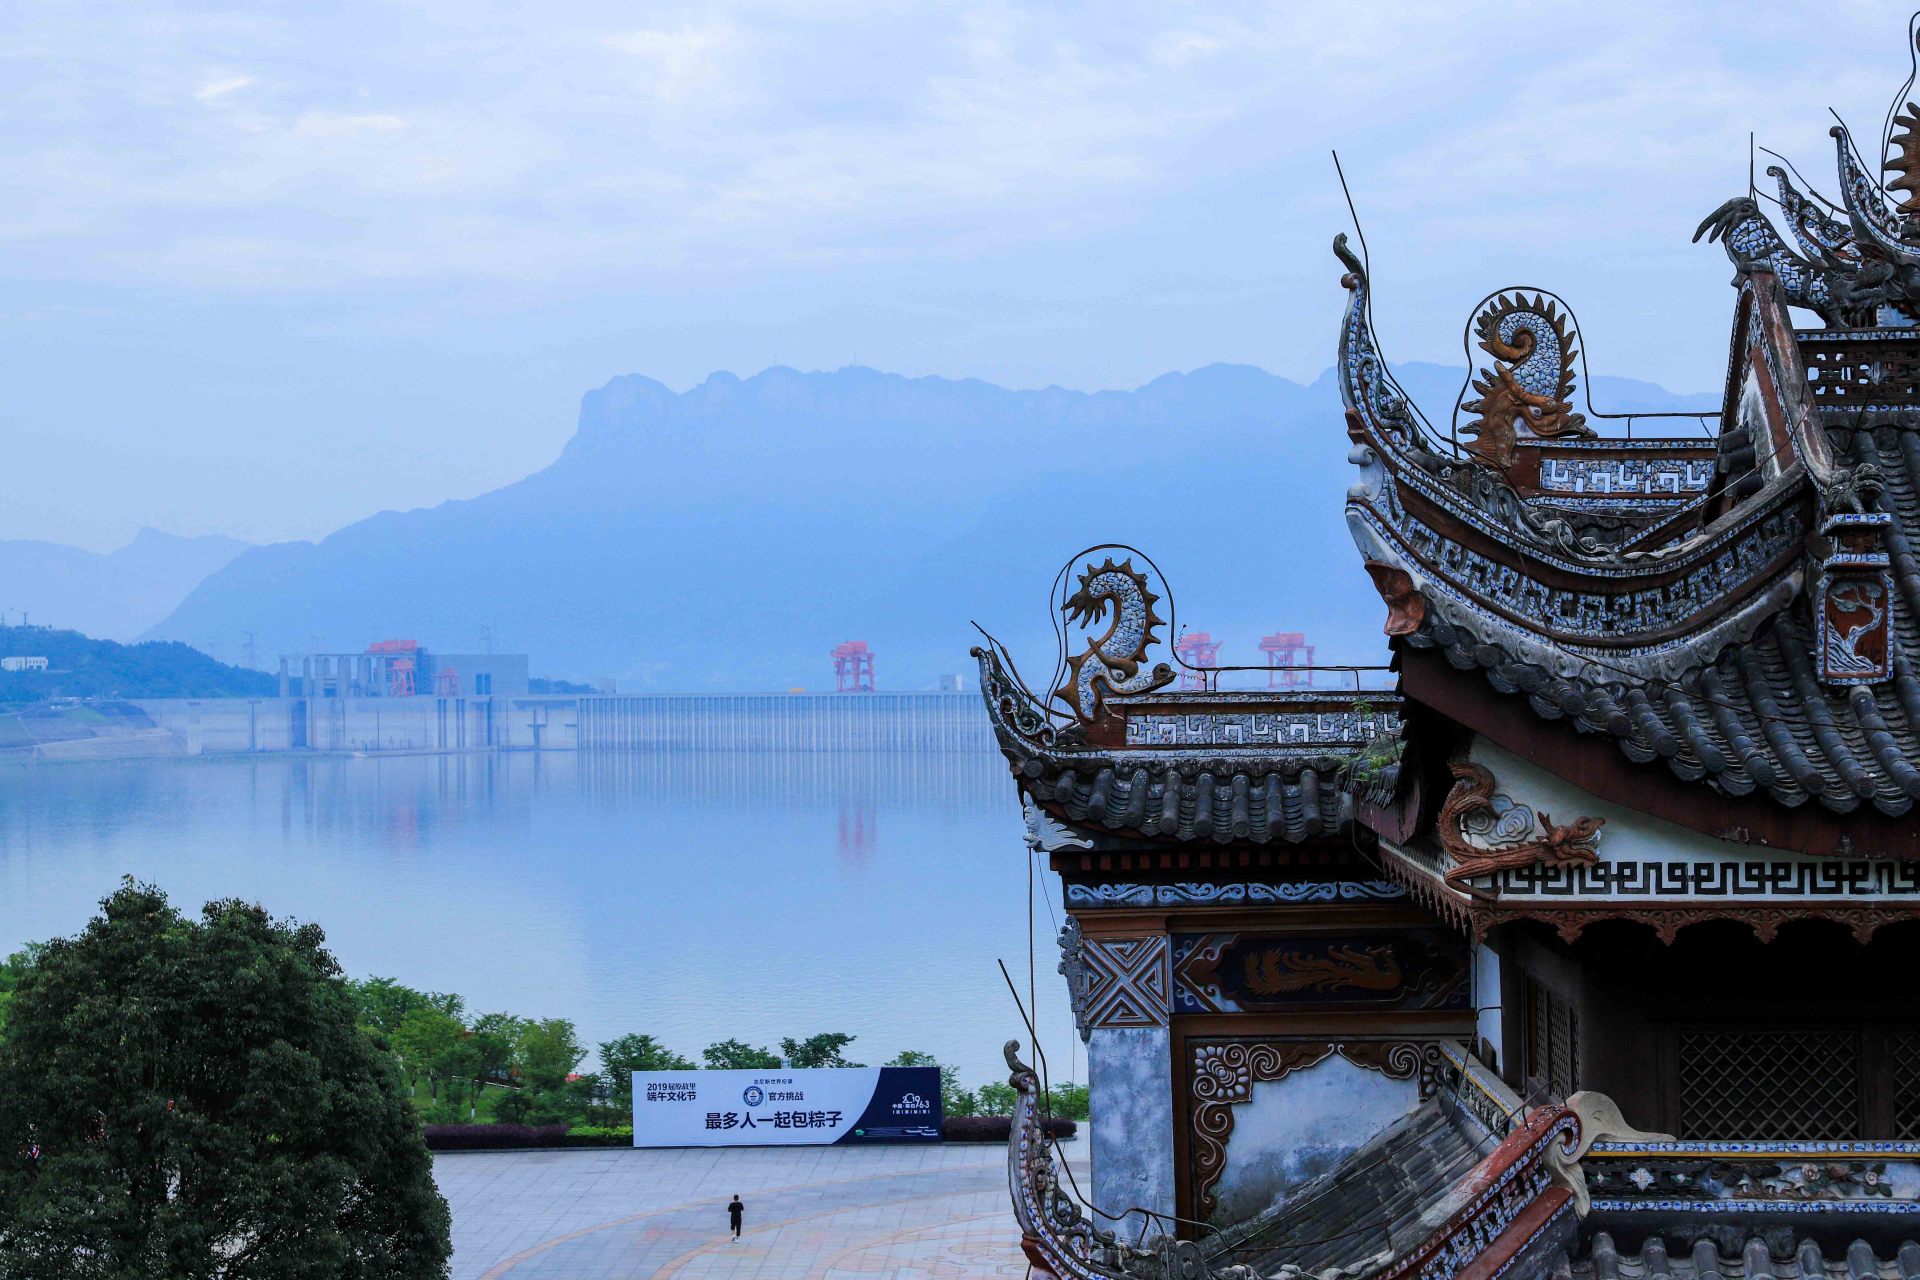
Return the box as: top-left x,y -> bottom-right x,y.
631,1066 -> 941,1147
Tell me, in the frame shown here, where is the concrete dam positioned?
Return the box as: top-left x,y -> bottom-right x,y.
122,692 -> 995,757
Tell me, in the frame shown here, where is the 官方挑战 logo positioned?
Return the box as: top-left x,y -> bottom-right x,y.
742,1086 -> 766,1107
892,1092 -> 932,1115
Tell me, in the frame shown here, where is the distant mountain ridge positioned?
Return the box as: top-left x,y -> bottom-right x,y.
143,363 -> 1717,691
0,528 -> 250,643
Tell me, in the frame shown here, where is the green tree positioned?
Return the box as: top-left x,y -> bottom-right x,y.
600,1034 -> 695,1110
470,1012 -> 526,1082
0,879 -> 451,1278
703,1038 -> 780,1069
352,976 -> 462,1039
781,1032 -> 862,1068
394,1006 -> 474,1105
1047,1081 -> 1091,1120
975,1081 -> 1017,1116
0,944 -> 39,1041
515,1017 -> 586,1088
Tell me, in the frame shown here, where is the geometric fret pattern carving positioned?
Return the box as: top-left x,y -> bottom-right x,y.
1188,1039 -> 1446,1220
1495,859 -> 1920,897
1534,453 -> 1714,497
1677,1029 -> 1860,1140
1081,935 -> 1171,1030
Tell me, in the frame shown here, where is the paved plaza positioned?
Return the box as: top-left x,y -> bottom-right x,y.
436,1141 -> 1087,1279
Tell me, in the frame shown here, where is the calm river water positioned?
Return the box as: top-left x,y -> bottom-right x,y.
0,750 -> 1078,1087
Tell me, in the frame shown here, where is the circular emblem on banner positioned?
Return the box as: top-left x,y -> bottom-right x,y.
742,1086 -> 765,1107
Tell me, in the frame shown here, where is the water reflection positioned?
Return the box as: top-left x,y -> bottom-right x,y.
0,750 -> 1075,1085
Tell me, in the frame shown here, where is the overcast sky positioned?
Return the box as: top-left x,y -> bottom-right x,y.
0,1 -> 1903,548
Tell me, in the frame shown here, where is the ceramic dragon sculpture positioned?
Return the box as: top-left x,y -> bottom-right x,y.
1051,557 -> 1175,722
1458,293 -> 1594,470
1438,761 -> 1605,893
1693,192 -> 1848,323
1693,37 -> 1920,328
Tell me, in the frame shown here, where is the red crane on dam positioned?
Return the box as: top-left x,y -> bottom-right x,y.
831,641 -> 875,692
1259,631 -> 1314,688
1173,631 -> 1220,690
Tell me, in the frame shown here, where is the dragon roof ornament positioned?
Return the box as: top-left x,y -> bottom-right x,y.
1458,294 -> 1595,469
1695,22 -> 1920,328
1334,236 -> 1804,689
1328,15 -> 1920,818
1053,556 -> 1176,723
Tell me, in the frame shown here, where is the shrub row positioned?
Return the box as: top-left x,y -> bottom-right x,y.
424,1116 -> 1075,1150
941,1115 -> 1076,1143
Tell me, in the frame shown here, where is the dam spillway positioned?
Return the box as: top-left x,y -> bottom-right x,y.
573,692 -> 991,752
121,691 -> 996,757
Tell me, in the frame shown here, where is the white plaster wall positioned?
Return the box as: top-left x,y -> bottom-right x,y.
1088,1025 -> 1175,1231
1466,739 -> 1917,889
1212,1055 -> 1417,1227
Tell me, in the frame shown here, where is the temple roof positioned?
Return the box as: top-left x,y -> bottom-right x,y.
1564,1235 -> 1920,1280
1334,169 -> 1920,820
973,642 -> 1399,846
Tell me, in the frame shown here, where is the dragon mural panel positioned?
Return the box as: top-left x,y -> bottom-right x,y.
1171,929 -> 1467,1014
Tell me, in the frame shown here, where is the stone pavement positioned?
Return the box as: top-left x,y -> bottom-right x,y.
435,1141 -> 1088,1279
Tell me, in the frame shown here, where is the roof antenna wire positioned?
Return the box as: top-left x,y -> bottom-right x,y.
1330,150 -> 1442,448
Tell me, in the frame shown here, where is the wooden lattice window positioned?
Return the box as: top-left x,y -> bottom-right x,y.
1677,1030 -> 1860,1140
1894,1031 -> 1920,1140
1798,333 -> 1920,406
1523,976 -> 1578,1101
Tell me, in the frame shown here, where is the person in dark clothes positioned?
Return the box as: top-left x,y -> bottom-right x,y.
727,1195 -> 744,1239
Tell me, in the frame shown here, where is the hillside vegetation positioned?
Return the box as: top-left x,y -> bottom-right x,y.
0,625 -> 273,706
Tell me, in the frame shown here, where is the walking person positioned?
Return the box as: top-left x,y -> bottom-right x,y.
727,1194 -> 744,1241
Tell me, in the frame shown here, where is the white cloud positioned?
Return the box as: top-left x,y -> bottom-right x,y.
194,74 -> 254,103
294,111 -> 407,136
0,0 -> 1910,385
603,22 -> 742,105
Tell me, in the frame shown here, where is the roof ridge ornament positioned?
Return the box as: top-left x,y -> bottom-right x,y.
1696,18 -> 1920,327
1459,293 -> 1595,469
1052,554 -> 1176,723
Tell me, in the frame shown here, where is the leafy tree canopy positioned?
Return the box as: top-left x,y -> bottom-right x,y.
0,880 -> 452,1279
702,1038 -> 780,1070
514,1018 -> 585,1089
600,1035 -> 695,1101
0,944 -> 39,1040
352,976 -> 463,1040
780,1032 -> 862,1069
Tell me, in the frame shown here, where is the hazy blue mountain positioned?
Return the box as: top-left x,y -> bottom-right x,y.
143,364 -> 1716,692
0,528 -> 250,644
